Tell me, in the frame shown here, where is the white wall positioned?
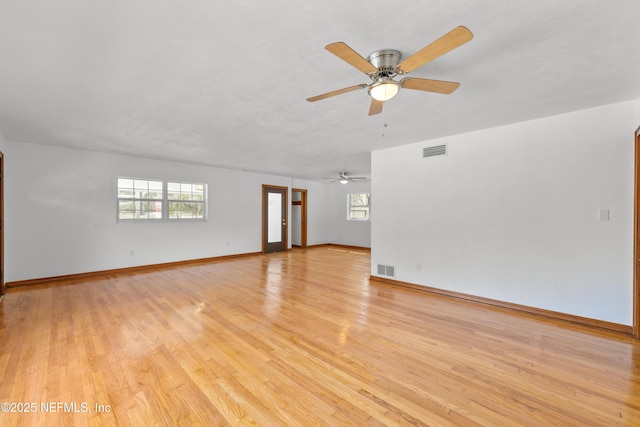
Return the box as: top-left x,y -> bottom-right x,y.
327,180 -> 371,248
4,142 -> 342,282
5,141 -> 296,282
372,100 -> 639,325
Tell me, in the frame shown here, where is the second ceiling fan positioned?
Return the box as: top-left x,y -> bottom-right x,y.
307,26 -> 473,116
322,172 -> 367,184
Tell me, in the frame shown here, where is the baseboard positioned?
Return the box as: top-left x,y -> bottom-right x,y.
300,243 -> 371,252
6,252 -> 262,289
325,243 -> 371,252
302,243 -> 328,249
370,275 -> 634,336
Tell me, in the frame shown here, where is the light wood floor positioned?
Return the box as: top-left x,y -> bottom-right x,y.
1,246 -> 639,426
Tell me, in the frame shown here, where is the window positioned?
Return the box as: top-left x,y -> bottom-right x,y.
117,178 -> 207,221
347,193 -> 370,221
117,178 -> 163,220
167,182 -> 205,219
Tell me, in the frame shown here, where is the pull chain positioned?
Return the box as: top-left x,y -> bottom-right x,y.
381,107 -> 388,137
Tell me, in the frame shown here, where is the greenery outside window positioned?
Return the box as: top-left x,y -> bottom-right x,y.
167,182 -> 205,219
347,193 -> 370,221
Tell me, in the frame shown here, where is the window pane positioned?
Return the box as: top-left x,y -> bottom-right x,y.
133,179 -> 148,191
169,201 -> 204,219
118,189 -> 134,198
167,182 -> 179,199
118,178 -> 133,189
149,181 -> 163,192
267,193 -> 282,243
118,201 -> 135,219
119,178 -> 163,200
192,185 -> 204,201
167,181 -> 206,202
350,209 -> 369,220
118,200 -> 159,220
138,201 -> 162,219
350,193 -> 369,207
118,200 -> 162,220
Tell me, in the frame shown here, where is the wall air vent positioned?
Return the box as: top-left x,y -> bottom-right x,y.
377,264 -> 396,278
423,144 -> 447,158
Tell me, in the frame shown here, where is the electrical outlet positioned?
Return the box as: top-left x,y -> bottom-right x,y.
599,209 -> 610,222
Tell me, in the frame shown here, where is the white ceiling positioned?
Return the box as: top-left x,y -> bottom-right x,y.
1,1 -> 639,181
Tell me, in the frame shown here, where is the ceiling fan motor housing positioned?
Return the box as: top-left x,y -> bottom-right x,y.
367,49 -> 402,77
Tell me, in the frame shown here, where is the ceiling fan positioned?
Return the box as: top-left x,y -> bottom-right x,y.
323,172 -> 367,184
307,26 -> 473,116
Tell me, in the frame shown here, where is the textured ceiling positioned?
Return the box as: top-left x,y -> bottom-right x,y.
1,0 -> 639,181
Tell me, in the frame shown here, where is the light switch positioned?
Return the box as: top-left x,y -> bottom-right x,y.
599,209 -> 610,222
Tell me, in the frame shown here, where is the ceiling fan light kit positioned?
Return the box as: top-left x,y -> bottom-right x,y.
307,26 -> 473,116
369,78 -> 400,101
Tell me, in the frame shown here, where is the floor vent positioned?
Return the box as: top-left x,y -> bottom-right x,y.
377,264 -> 396,277
423,144 -> 447,158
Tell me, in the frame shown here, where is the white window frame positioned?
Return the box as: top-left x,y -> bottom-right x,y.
117,178 -> 164,221
117,177 -> 207,222
347,193 -> 370,221
166,181 -> 207,220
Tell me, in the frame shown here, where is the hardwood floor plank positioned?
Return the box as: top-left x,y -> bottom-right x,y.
1,247 -> 640,426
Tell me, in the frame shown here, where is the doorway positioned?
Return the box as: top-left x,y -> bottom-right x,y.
0,151 -> 4,297
262,185 -> 288,253
292,188 -> 307,248
634,127 -> 640,338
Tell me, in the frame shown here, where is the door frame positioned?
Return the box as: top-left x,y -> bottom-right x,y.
262,184 -> 288,253
634,127 -> 640,338
292,188 -> 307,248
0,151 -> 4,297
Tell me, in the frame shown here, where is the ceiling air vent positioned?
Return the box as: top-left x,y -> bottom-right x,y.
423,144 -> 447,158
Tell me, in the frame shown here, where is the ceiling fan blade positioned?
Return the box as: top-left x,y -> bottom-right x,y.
307,84 -> 367,102
368,98 -> 384,116
325,42 -> 378,74
397,26 -> 473,73
400,77 -> 460,94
